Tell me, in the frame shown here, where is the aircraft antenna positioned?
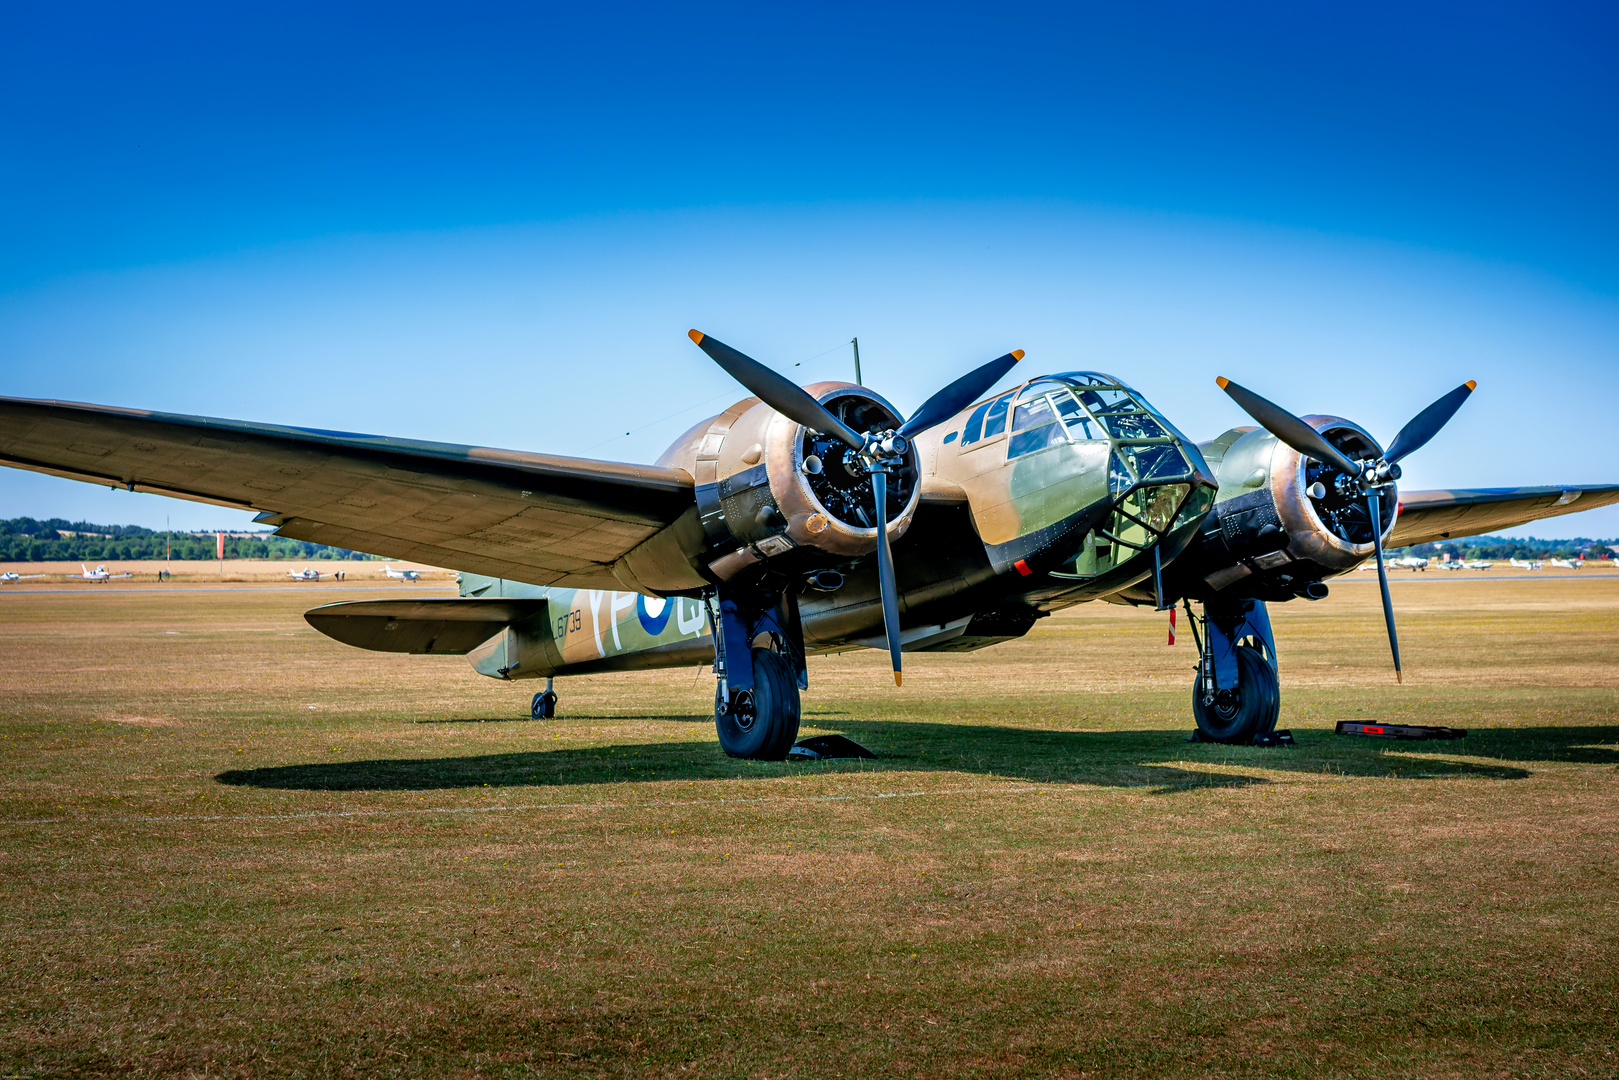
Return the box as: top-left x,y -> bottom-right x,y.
851,337 -> 862,385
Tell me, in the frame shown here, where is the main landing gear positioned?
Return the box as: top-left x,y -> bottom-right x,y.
708,585 -> 805,760
1186,599 -> 1280,744
530,677 -> 558,720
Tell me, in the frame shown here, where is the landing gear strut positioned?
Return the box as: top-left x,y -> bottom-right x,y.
530,677 -> 557,720
1186,599 -> 1280,744
707,585 -> 804,760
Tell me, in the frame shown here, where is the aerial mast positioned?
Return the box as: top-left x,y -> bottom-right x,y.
851,337 -> 862,385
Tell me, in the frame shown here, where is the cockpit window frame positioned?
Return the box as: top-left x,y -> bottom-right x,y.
959,392 -> 1016,451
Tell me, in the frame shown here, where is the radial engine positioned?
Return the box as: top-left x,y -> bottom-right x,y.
652,382 -> 920,585
1163,415 -> 1396,603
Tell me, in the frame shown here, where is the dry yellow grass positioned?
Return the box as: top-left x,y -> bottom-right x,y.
0,575 -> 1615,1077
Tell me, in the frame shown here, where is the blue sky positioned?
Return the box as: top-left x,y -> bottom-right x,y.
2,2 -> 1616,536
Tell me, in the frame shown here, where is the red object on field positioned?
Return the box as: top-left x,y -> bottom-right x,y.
1167,607 -> 1176,645
216,532 -> 224,559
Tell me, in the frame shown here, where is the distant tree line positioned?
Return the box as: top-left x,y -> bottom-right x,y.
0,518 -> 379,562
1395,534 -> 1616,561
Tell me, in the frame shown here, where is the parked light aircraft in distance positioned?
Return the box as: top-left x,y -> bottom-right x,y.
79,564 -> 130,582
1464,560 -> 1495,570
1509,557 -> 1544,570
1389,556 -> 1428,571
381,565 -> 420,581
3,329 -> 1618,755
0,571 -> 44,583
1549,558 -> 1580,569
289,566 -> 322,581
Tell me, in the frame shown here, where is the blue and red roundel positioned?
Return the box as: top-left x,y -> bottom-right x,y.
636,594 -> 673,636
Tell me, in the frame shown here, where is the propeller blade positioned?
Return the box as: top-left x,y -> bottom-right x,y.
896,350 -> 1025,439
872,470 -> 903,686
1216,377 -> 1362,477
1366,490 -> 1403,683
1385,380 -> 1476,464
689,330 -> 865,450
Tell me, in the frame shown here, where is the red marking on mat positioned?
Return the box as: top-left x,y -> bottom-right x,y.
1014,559 -> 1032,576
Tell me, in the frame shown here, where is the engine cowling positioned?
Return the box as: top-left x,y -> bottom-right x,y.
656,382 -> 921,582
1167,414 -> 1397,602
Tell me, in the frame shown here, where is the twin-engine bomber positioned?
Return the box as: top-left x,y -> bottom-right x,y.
2,330 -> 1615,755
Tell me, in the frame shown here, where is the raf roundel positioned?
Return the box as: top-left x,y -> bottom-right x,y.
637,594 -> 674,636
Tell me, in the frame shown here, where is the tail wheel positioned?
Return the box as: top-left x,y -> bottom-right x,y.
715,647 -> 801,761
1192,643 -> 1279,744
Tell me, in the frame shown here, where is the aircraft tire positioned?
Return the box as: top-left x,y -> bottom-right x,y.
714,647 -> 801,761
1191,643 -> 1279,744
531,691 -> 557,720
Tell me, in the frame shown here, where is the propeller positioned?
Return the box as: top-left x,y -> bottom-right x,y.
1217,376 -> 1477,682
690,330 -> 1023,685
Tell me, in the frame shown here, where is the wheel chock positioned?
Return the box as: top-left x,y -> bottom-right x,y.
1335,721 -> 1466,740
788,734 -> 877,760
1186,729 -> 1294,746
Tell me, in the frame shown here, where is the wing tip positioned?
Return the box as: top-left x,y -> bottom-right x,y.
687,329 -> 705,345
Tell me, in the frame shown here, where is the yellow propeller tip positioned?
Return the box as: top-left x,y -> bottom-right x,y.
1215,376 -> 1230,389
1011,349 -> 1025,361
687,329 -> 704,345
893,671 -> 902,687
1464,379 -> 1477,390
1396,670 -> 1404,684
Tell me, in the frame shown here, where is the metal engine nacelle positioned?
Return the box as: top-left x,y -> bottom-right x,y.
656,382 -> 921,582
1167,415 -> 1397,602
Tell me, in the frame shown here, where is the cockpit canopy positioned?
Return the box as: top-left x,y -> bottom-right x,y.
949,371 -> 1217,578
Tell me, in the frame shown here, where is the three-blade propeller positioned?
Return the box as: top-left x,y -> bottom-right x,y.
689,330 -> 1023,685
1216,376 -> 1477,682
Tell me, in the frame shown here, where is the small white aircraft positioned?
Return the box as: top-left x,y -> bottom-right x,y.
1440,559 -> 1466,570
381,564 -> 420,581
1549,558 -> 1580,569
1463,560 -> 1495,570
0,571 -> 44,583
1509,557 -> 1544,570
1389,556 -> 1429,571
288,566 -> 323,581
79,564 -> 131,582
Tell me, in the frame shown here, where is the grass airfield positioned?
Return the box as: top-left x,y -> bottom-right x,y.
1,576 -> 1615,1078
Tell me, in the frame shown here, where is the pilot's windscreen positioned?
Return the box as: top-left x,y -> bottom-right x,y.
1053,392 -> 1104,440
1008,396 -> 1069,458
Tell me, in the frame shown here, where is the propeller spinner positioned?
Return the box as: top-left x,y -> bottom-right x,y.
1216,376 -> 1476,682
690,330 -> 1023,686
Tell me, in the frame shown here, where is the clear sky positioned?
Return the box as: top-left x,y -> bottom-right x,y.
2,2 -> 1616,537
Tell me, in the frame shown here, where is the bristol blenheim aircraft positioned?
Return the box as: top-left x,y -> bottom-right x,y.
2,331 -> 1615,755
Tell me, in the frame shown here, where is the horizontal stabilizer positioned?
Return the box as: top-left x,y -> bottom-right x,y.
305,598 -> 547,655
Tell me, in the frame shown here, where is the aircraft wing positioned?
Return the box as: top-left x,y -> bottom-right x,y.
0,396 -> 695,588
1390,484 -> 1619,548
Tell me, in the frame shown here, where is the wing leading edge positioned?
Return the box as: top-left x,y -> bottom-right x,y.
0,396 -> 696,588
1390,485 -> 1619,548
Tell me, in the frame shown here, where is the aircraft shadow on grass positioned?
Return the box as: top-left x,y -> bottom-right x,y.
211,720 -> 1614,795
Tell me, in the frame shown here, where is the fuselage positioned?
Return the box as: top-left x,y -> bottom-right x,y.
465,369 -> 1223,682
